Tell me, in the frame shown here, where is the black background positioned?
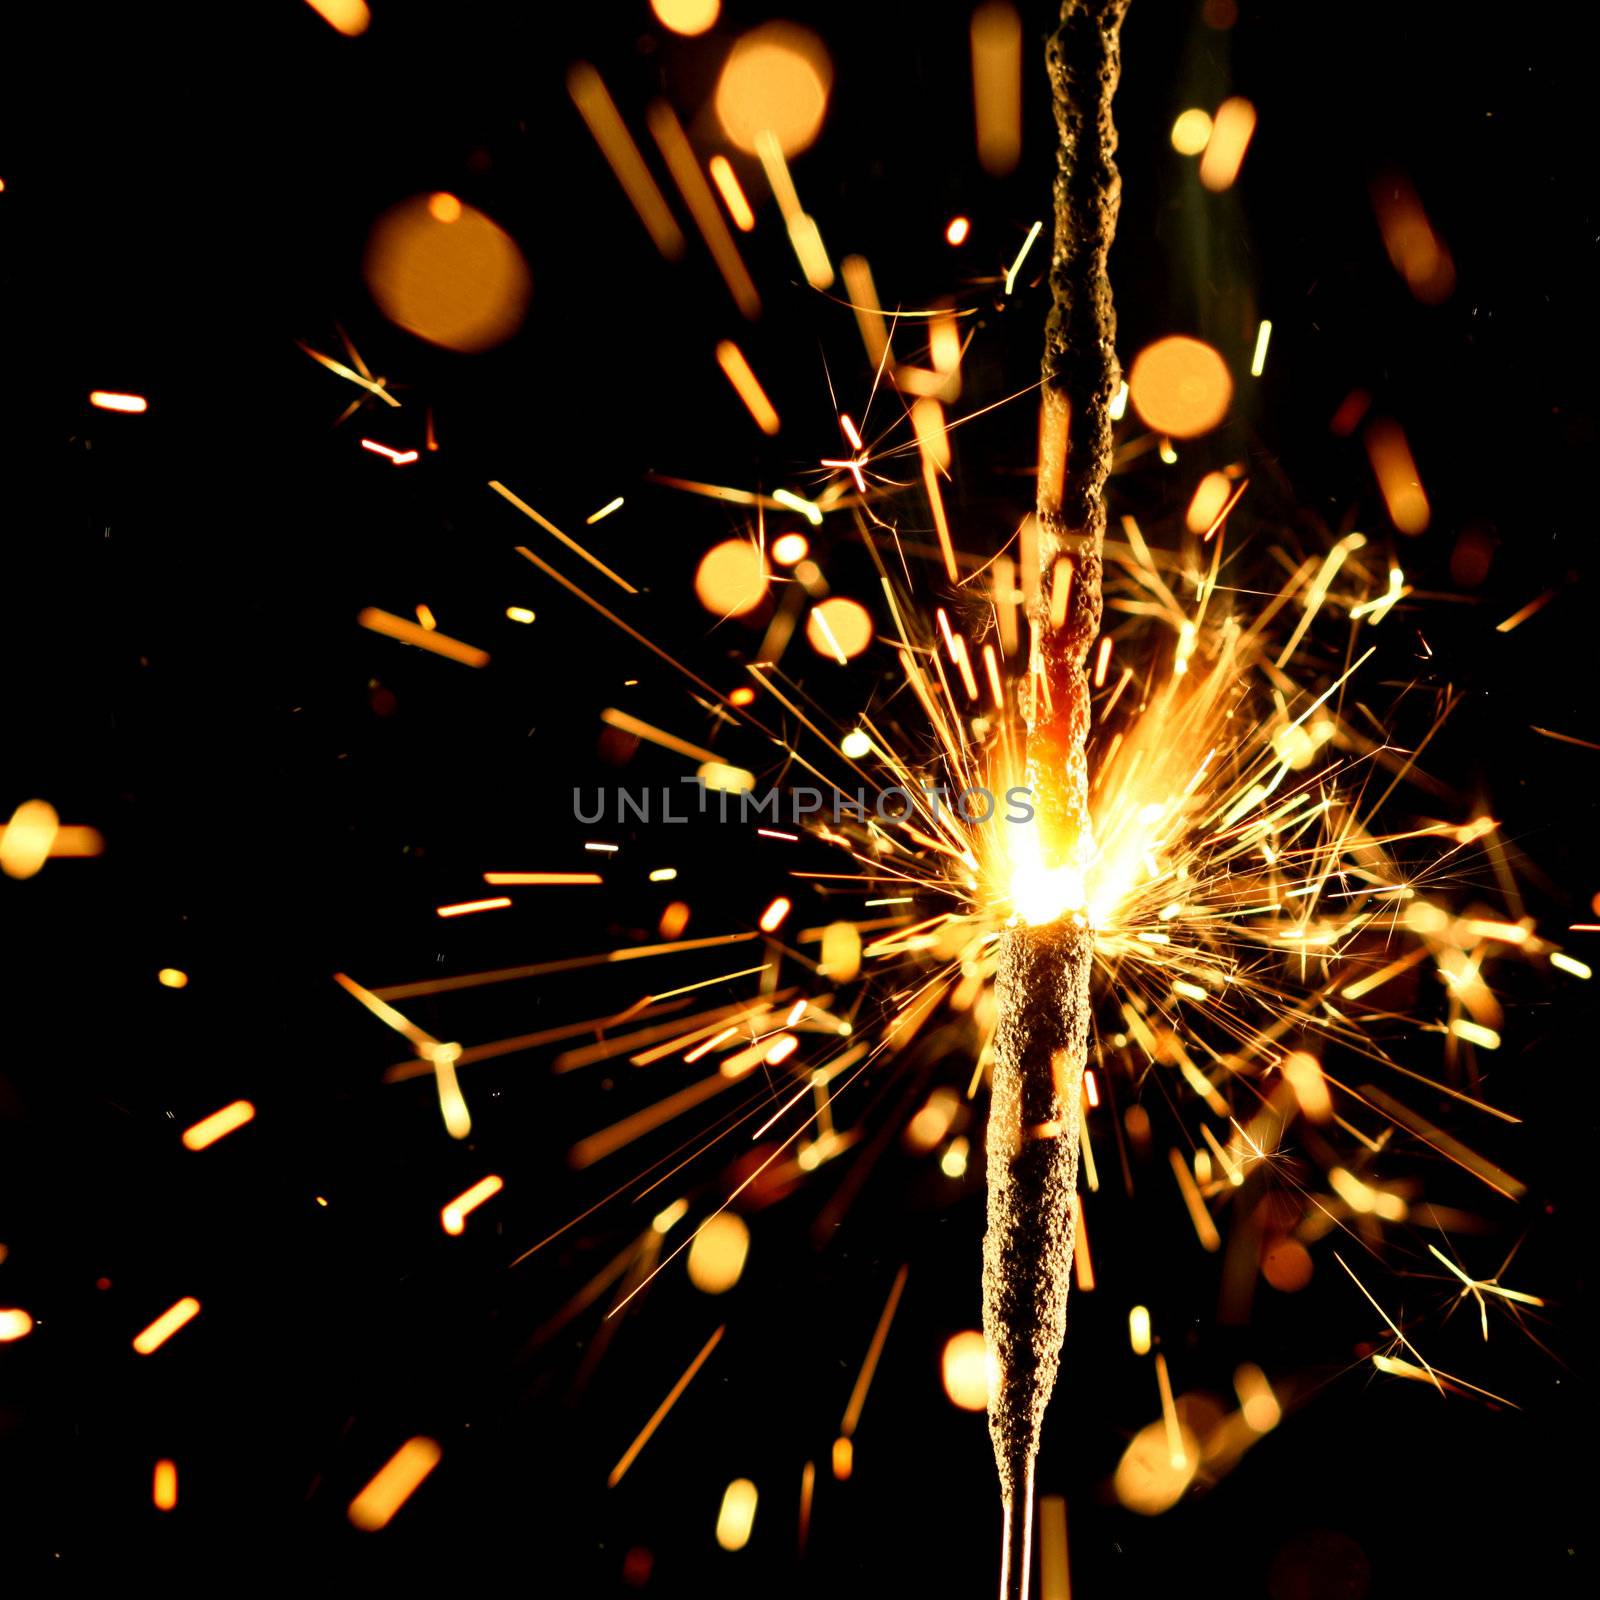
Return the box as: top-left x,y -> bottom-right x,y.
1,1 -> 1595,1593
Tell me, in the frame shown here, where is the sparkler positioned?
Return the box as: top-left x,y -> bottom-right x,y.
983,6 -> 1126,1595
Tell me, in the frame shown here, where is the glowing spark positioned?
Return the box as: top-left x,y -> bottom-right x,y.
1109,380 -> 1128,420
157,968 -> 189,989
585,497 -> 624,525
716,1479 -> 759,1551
1551,952 -> 1591,979
970,2 -> 1023,175
1198,96 -> 1256,191
1004,219 -> 1043,295
608,1326 -> 726,1487
715,340 -> 781,435
600,706 -> 721,765
840,255 -> 893,369
152,1459 -> 178,1512
566,63 -> 685,259
759,897 -> 792,932
435,897 -> 512,918
505,606 -> 536,623
649,868 -> 678,883
181,1100 -> 256,1151
0,1309 -> 35,1342
648,101 -> 761,318
772,487 -> 823,525
88,391 -> 147,413
348,1439 -> 442,1531
1335,1253 -> 1443,1392
1128,1305 -> 1151,1355
708,155 -> 756,230
946,215 -> 971,245
489,480 -> 638,592
1450,1019 -> 1501,1050
1495,589 -> 1555,633
1093,635 -> 1113,688
357,608 -> 488,668
1250,318 -> 1272,376
483,872 -> 602,886
359,439 -> 418,464
1168,1149 -> 1221,1251
132,1297 -> 200,1355
1154,1352 -> 1186,1469
840,1264 -> 909,1444
441,1174 -> 503,1235
1364,419 -> 1430,534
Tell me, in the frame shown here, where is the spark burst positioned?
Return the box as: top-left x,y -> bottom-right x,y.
20,4 -> 1586,1591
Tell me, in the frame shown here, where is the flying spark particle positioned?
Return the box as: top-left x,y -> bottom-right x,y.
715,1478 -> 759,1551
1004,219 -> 1043,295
946,215 -> 971,246
567,63 -> 686,259
152,1459 -> 178,1512
483,872 -> 603,886
1250,318 -> 1272,376
348,1438 -> 442,1532
715,341 -> 781,435
181,1100 -> 256,1151
357,608 -> 489,668
132,1297 -> 201,1355
1198,96 -> 1256,191
88,391 -> 148,413
157,968 -> 188,989
435,897 -> 512,918
970,2 -> 1023,176
708,155 -> 756,231
441,1174 -> 504,1235
505,606 -> 535,624
0,1309 -> 34,1342
604,1324 -> 726,1484
1129,1305 -> 1151,1355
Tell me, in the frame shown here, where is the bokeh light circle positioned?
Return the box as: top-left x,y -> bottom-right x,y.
715,23 -> 833,157
805,597 -> 874,660
1127,335 -> 1233,438
694,540 -> 769,616
364,196 -> 531,353
652,0 -> 720,35
941,1330 -> 990,1411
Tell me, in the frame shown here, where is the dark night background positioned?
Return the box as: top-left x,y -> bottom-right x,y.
1,1 -> 1596,1593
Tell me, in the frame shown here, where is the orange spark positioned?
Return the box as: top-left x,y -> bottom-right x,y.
357,608 -> 489,668
348,1438 -> 442,1531
435,896 -> 512,918
132,1297 -> 200,1355
715,341 -> 781,435
181,1100 -> 256,1151
441,1174 -> 504,1235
